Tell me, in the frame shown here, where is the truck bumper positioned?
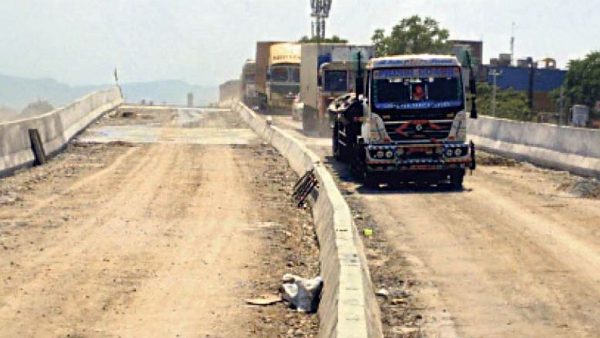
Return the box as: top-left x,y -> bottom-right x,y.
363,143 -> 475,173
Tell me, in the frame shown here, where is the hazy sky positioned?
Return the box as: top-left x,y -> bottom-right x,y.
1,0 -> 598,86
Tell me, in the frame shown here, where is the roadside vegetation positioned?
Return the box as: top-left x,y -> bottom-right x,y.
298,35 -> 347,43
559,51 -> 600,119
0,100 -> 54,122
371,15 -> 450,57
476,83 -> 532,121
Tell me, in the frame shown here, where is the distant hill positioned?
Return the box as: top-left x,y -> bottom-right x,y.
0,74 -> 92,110
0,73 -> 218,114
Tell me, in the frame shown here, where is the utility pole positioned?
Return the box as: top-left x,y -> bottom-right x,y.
559,85 -> 565,125
527,57 -> 535,114
510,22 -> 516,66
114,67 -> 122,97
489,69 -> 502,117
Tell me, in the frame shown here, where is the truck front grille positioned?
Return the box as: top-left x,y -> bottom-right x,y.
385,120 -> 453,142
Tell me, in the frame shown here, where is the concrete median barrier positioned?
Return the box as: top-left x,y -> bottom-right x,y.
0,87 -> 123,177
234,102 -> 383,338
469,116 -> 600,178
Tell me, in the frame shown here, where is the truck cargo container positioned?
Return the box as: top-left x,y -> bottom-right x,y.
255,41 -> 283,110
254,41 -> 300,112
240,59 -> 259,108
298,43 -> 374,134
267,43 -> 301,110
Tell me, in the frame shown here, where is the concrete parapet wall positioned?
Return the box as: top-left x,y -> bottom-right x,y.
0,87 -> 123,176
468,116 -> 600,177
234,102 -> 383,338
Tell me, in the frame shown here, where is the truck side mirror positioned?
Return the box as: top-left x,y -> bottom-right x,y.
469,78 -> 478,119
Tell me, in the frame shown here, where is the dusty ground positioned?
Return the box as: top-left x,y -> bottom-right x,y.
272,115 -> 600,338
0,108 -> 319,337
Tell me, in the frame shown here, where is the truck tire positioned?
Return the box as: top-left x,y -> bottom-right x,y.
450,170 -> 465,191
339,143 -> 350,163
350,147 -> 366,182
363,172 -> 379,189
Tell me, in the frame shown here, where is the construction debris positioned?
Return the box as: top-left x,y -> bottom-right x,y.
245,294 -> 283,306
292,169 -> 319,208
281,274 -> 323,313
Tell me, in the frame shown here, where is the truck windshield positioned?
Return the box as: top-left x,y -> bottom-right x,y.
270,67 -> 289,82
291,67 -> 300,83
372,67 -> 463,110
323,70 -> 348,92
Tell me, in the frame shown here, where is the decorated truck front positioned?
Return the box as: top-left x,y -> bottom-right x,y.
267,43 -> 301,110
332,55 -> 477,188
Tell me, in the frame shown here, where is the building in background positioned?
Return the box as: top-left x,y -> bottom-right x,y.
187,93 -> 194,108
482,54 -> 566,112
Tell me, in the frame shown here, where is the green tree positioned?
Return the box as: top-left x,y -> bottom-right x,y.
477,83 -> 532,121
564,51 -> 600,117
298,35 -> 348,43
371,15 -> 451,57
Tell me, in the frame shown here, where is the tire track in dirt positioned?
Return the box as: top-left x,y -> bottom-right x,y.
0,109 -> 320,338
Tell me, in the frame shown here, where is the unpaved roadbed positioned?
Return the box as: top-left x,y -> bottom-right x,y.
0,109 -> 319,337
272,115 -> 600,337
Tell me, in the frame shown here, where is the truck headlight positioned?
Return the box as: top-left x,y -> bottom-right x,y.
376,150 -> 385,159
454,148 -> 463,156
445,149 -> 454,157
385,150 -> 394,159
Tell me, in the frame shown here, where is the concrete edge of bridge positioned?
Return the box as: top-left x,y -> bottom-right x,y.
471,134 -> 600,178
0,87 -> 123,178
233,102 -> 384,338
467,116 -> 600,178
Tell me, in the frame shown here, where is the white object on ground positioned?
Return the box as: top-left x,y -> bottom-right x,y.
281,273 -> 323,313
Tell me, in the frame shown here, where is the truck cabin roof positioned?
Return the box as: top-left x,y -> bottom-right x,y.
368,54 -> 460,69
319,61 -> 354,72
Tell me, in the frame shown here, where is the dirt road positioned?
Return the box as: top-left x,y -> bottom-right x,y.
0,109 -> 319,337
273,115 -> 600,337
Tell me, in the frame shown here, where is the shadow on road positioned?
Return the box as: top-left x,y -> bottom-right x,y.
321,155 -> 472,195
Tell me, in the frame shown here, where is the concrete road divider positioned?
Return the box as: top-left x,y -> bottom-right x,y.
469,116 -> 600,178
234,102 -> 383,338
0,87 -> 123,177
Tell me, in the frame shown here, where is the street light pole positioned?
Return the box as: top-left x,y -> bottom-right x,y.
489,69 -> 502,117
559,85 -> 565,125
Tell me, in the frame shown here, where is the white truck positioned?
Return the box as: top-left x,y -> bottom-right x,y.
330,54 -> 478,189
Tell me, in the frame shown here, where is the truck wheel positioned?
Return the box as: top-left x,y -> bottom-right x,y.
349,142 -> 367,182
339,144 -> 350,163
350,156 -> 367,183
350,159 -> 364,182
363,173 -> 379,189
450,171 -> 465,191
